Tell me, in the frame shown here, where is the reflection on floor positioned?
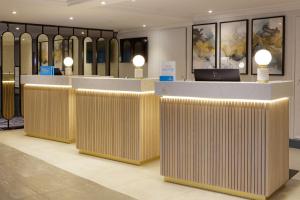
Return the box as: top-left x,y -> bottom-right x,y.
0,117 -> 24,130
0,143 -> 135,200
0,130 -> 300,200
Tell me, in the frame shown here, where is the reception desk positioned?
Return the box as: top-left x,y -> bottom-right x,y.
156,81 -> 292,200
22,75 -> 75,143
73,78 -> 160,165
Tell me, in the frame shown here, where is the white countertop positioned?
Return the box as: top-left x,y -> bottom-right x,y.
21,75 -> 155,92
72,77 -> 155,92
21,75 -> 72,86
155,81 -> 293,100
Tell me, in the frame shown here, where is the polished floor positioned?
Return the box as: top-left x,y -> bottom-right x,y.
0,130 -> 300,200
0,143 -> 134,200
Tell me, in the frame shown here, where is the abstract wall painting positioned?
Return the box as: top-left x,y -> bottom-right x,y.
192,23 -> 217,71
252,16 -> 285,75
220,20 -> 248,74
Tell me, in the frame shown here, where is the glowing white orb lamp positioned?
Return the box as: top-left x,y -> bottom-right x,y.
64,57 -> 73,76
133,55 -> 145,78
255,49 -> 272,83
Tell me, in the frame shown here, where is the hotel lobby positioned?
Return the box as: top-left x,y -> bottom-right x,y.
1,0 -> 300,200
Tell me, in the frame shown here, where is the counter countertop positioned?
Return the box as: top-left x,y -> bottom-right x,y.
155,81 -> 293,100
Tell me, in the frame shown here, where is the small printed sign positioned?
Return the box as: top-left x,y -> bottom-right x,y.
160,61 -> 176,81
40,66 -> 54,76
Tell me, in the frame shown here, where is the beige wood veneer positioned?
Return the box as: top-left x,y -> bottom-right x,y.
2,81 -> 15,120
24,85 -> 75,143
160,97 -> 289,199
76,90 -> 160,165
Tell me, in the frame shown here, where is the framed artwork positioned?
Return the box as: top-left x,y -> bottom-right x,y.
220,20 -> 248,74
252,16 -> 285,75
192,23 -> 217,71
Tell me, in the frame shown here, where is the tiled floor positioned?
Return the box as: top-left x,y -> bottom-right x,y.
0,130 -> 300,200
0,143 -> 134,200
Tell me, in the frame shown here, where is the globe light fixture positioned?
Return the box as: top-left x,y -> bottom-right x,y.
133,55 -> 145,78
64,57 -> 73,76
254,49 -> 272,83
133,55 -> 145,68
64,57 -> 74,67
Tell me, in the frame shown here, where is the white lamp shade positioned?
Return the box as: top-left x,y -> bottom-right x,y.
254,49 -> 272,66
64,57 -> 74,67
133,55 -> 145,68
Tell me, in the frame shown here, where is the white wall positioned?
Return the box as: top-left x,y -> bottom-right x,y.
119,9 -> 300,139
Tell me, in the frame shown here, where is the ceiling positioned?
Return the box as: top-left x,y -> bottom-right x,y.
0,0 -> 300,32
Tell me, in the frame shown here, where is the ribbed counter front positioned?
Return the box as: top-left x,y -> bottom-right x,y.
73,78 -> 160,165
156,81 -> 293,200
22,75 -> 75,143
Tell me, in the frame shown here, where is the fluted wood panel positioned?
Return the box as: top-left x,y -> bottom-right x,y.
24,85 -> 76,143
161,97 -> 289,199
76,90 -> 160,165
2,81 -> 15,120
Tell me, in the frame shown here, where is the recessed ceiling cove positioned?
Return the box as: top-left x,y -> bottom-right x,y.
0,0 -> 300,31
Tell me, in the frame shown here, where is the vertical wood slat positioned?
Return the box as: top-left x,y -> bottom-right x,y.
24,85 -> 75,143
161,97 -> 289,198
76,90 -> 160,165
2,81 -> 15,119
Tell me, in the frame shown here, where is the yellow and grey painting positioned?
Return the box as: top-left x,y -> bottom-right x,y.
220,21 -> 247,74
252,17 -> 284,75
193,24 -> 216,69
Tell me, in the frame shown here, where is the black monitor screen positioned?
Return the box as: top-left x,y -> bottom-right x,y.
194,69 -> 240,82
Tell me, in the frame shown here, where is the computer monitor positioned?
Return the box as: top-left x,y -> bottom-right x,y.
194,69 -> 241,82
54,68 -> 62,75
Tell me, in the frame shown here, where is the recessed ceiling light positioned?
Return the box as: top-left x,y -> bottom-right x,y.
12,11 -> 17,15
16,27 -> 20,30
101,1 -> 106,5
142,24 -> 147,28
208,10 -> 213,14
69,17 -> 74,20
131,0 -> 136,2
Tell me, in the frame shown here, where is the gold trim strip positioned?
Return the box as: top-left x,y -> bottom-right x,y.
26,134 -> 74,144
164,177 -> 267,200
79,150 -> 159,166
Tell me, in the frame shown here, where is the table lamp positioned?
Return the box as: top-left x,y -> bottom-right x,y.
64,57 -> 73,76
254,49 -> 272,83
133,55 -> 145,79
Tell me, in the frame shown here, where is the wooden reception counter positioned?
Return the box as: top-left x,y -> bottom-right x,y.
72,77 -> 160,165
155,81 -> 293,200
22,75 -> 75,143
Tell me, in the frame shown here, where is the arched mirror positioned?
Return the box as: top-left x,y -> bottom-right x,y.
20,33 -> 32,117
69,36 -> 79,75
134,41 -> 145,56
37,34 -> 49,71
2,32 -> 15,121
21,33 -> 33,75
110,38 -> 119,77
84,37 -> 93,75
54,35 -> 64,70
123,40 -> 132,63
97,38 -> 107,76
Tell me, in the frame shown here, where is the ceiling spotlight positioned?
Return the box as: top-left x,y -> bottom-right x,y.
12,11 -> 17,15
208,10 -> 213,14
142,24 -> 147,28
101,1 -> 106,5
69,17 -> 74,20
16,27 -> 20,30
